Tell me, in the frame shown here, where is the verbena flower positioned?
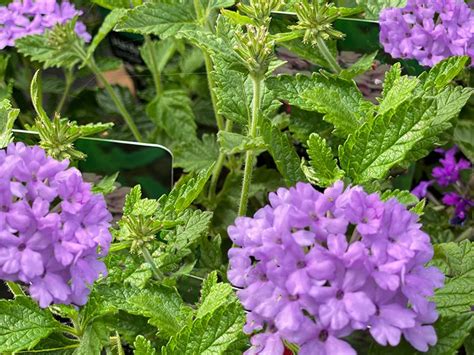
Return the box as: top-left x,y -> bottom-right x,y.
379,0 -> 474,66
0,143 -> 112,307
228,182 -> 442,354
0,0 -> 91,49
412,146 -> 472,223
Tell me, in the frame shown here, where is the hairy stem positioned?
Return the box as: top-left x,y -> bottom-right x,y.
141,246 -> 164,281
316,36 -> 341,74
238,75 -> 263,216
144,35 -> 164,97
55,68 -> 74,114
208,120 -> 233,201
6,281 -> 25,297
204,53 -> 225,131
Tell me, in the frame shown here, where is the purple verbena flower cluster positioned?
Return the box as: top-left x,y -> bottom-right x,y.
412,146 -> 472,223
0,143 -> 112,308
228,181 -> 443,355
0,0 -> 91,49
379,0 -> 474,66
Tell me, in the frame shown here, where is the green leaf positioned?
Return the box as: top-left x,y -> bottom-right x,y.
159,165 -> 214,214
288,107 -> 330,145
147,89 -> 197,142
92,0 -> 142,9
206,0 -> 236,10
0,99 -> 20,148
85,8 -> 128,63
304,133 -> 344,187
427,313 -> 474,355
15,31 -> 81,69
116,2 -> 198,38
217,131 -> 265,155
423,56 -> 469,90
196,283 -> 234,319
123,185 -> 142,215
199,271 -> 218,304
454,120 -> 474,162
378,76 -> 420,115
140,38 -> 176,88
431,240 -> 474,316
73,320 -> 109,355
30,70 -> 49,122
173,135 -> 219,173
92,172 -> 119,195
261,119 -> 307,186
355,0 -> 407,20
162,302 -> 245,355
380,189 -> 418,205
267,73 -> 369,137
78,122 -> 114,137
134,335 -> 156,355
221,9 -> 256,26
381,63 -> 402,97
339,52 -> 378,80
0,296 -> 61,352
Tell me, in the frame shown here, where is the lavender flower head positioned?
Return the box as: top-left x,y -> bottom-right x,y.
0,0 -> 91,49
228,182 -> 442,354
412,146 -> 472,223
379,0 -> 474,66
0,143 -> 112,307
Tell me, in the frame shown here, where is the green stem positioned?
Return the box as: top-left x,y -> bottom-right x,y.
6,281 -> 25,297
55,69 -> 74,114
455,227 -> 473,242
315,36 -> 341,74
238,75 -> 263,216
204,53 -> 224,131
90,60 -> 144,142
109,241 -> 133,253
141,246 -> 164,281
144,35 -> 164,97
60,324 -> 80,338
73,40 -> 143,142
208,120 -> 233,201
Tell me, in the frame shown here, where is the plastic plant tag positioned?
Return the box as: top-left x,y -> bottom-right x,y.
13,130 -> 173,198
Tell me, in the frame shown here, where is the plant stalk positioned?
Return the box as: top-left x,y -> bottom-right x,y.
208,120 -> 233,201
238,75 -> 263,216
6,281 -> 25,297
55,68 -> 74,114
315,36 -> 341,74
204,53 -> 225,131
144,35 -> 164,97
141,246 -> 164,281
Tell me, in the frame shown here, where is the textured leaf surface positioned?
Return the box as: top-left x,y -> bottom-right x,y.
134,335 -> 156,355
117,2 -> 198,38
339,52 -> 378,80
261,119 -> 307,186
73,320 -> 109,355
0,297 -> 60,352
431,241 -> 474,316
267,73 -> 369,137
173,134 -> 219,173
0,99 -> 19,148
162,302 -> 245,355
423,56 -> 469,90
304,133 -> 344,187
454,120 -> 474,162
355,0 -> 406,20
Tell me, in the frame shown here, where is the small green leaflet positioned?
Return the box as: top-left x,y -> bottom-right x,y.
427,313 -> 474,355
431,240 -> 474,317
423,56 -> 469,90
173,135 -> 219,173
380,189 -> 418,205
159,165 -> 214,214
140,38 -> 176,91
377,75 -> 419,115
217,131 -> 265,155
134,335 -> 156,355
339,52 -> 378,80
73,320 -> 110,355
161,302 -> 245,355
85,8 -> 128,64
355,0 -> 406,20
303,133 -> 344,187
92,172 -> 119,195
116,2 -> 198,38
261,119 -> 307,186
196,283 -> 234,319
0,99 -> 19,149
0,296 -> 61,353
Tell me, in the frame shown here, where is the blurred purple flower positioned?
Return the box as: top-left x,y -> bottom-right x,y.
379,0 -> 474,66
442,192 -> 473,222
432,147 -> 471,187
0,0 -> 91,49
0,143 -> 112,308
228,182 -> 442,354
412,180 -> 432,199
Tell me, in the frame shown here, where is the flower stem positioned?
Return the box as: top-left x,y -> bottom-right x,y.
55,68 -> 74,114
144,35 -> 164,97
6,281 -> 25,297
238,75 -> 263,216
141,246 -> 164,281
204,53 -> 225,131
315,36 -> 341,74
